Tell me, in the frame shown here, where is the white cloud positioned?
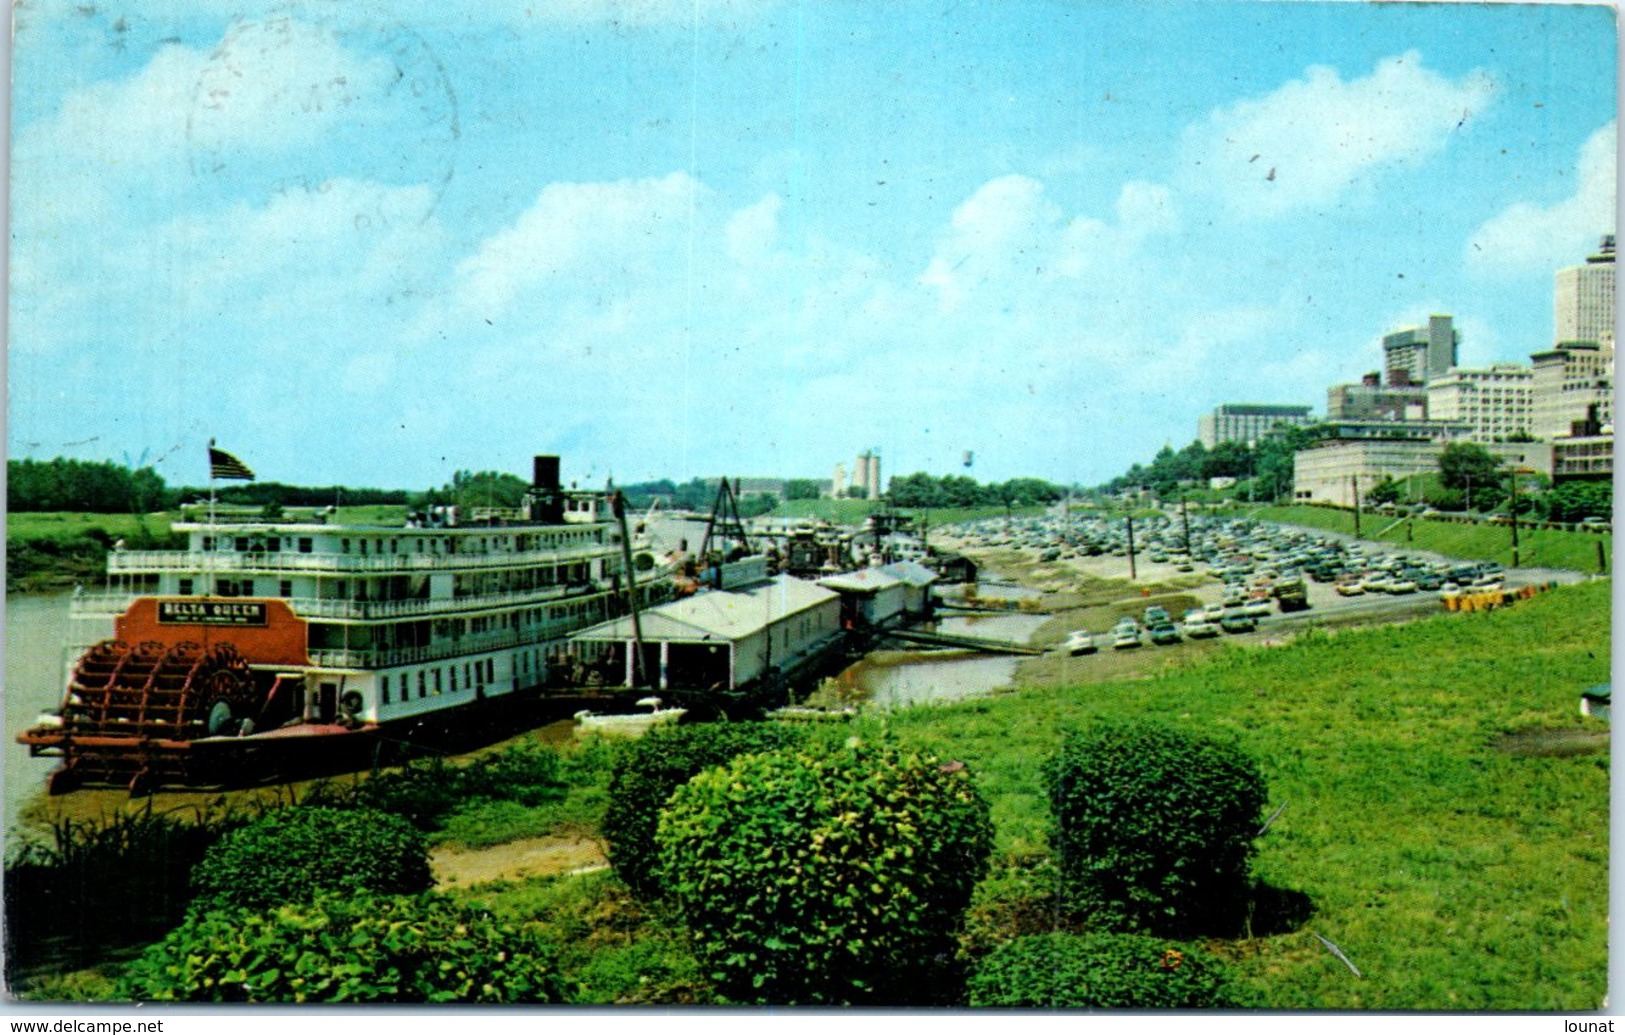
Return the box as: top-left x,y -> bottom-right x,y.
1465,121 -> 1617,277
1180,51 -> 1495,219
725,194 -> 783,262
918,174 -> 1180,312
453,173 -> 703,315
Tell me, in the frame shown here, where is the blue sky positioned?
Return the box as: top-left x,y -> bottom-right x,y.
7,0 -> 1616,492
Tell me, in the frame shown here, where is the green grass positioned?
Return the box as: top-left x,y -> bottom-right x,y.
5,511 -> 174,542
1221,504 -> 1609,573
863,577 -> 1610,1010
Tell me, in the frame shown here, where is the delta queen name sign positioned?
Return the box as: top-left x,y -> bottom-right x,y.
157,601 -> 269,627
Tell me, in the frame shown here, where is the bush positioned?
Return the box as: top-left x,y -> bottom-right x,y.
189,807 -> 431,914
601,721 -> 808,896
307,742 -> 570,832
4,806 -> 246,984
967,932 -> 1247,1008
655,738 -> 994,1005
116,891 -> 570,1003
1045,719 -> 1266,937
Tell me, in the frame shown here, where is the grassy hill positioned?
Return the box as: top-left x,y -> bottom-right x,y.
871,576 -> 1611,1009
1219,503 -> 1609,573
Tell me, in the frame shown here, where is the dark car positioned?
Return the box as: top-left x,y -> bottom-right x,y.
1219,611 -> 1256,634
1149,622 -> 1181,645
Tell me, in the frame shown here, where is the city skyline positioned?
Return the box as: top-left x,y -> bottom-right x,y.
8,0 -> 1616,491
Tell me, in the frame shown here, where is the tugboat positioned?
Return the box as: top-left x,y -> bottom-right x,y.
17,454 -> 670,795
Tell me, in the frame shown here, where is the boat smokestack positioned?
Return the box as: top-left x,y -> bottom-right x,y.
529,454 -> 566,523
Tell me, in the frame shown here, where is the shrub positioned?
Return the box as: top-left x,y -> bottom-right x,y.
967,932 -> 1247,1008
4,806 -> 246,984
601,721 -> 808,895
116,891 -> 569,1003
655,738 -> 994,1005
1045,719 -> 1266,937
307,742 -> 570,832
189,807 -> 431,914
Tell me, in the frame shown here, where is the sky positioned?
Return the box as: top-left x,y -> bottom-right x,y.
6,0 -> 1617,493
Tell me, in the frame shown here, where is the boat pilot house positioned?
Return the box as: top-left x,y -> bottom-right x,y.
570,567 -> 842,703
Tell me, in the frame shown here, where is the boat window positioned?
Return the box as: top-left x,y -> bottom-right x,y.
178,578 -> 194,596
418,671 -> 427,699
449,667 -> 457,693
433,669 -> 442,695
380,675 -> 391,705
279,580 -> 292,597
298,538 -> 313,553
341,539 -> 350,553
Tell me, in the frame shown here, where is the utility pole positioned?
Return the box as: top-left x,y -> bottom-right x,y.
1508,469 -> 1521,568
1351,475 -> 1362,539
1125,502 -> 1138,582
1180,492 -> 1192,553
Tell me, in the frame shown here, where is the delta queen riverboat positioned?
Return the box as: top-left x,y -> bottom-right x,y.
18,455 -> 670,794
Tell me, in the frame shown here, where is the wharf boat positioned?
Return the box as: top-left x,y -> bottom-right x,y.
17,455 -> 670,795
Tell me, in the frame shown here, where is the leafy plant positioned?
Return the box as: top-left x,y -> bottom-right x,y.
189,807 -> 431,914
601,721 -> 808,896
3,803 -> 249,986
116,891 -> 569,1003
307,741 -> 570,832
967,932 -> 1247,1008
655,737 -> 994,1005
1045,718 -> 1266,937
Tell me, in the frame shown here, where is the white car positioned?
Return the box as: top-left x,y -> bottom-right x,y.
1113,627 -> 1142,649
1065,630 -> 1098,655
1183,610 -> 1219,638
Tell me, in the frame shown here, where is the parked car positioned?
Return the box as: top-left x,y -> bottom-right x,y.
1149,622 -> 1182,645
1219,611 -> 1256,634
1113,627 -> 1143,649
1065,630 -> 1098,656
1143,605 -> 1170,626
1182,609 -> 1219,638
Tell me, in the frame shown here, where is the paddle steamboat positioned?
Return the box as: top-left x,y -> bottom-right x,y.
18,455 -> 669,794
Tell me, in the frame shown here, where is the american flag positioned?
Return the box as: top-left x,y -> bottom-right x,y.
208,444 -> 255,481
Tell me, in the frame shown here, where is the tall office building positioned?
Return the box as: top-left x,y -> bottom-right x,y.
1382,315 -> 1459,387
1197,403 -> 1315,448
1425,364 -> 1534,443
1554,235 -> 1615,346
1530,341 -> 1614,440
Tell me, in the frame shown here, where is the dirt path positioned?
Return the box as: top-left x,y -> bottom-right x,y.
432,832 -> 608,887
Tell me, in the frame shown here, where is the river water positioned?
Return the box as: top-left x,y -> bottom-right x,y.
834,610 -> 1049,709
5,593 -> 77,835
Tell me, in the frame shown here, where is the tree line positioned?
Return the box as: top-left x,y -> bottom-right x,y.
1097,426 -> 1321,502
886,472 -> 1067,509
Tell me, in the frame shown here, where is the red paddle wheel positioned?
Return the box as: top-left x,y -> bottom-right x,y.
21,639 -> 264,795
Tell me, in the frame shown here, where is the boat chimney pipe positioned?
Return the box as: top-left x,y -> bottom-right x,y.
530,454 -> 565,524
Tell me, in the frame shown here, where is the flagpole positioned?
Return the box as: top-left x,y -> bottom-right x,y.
207,439 -> 217,599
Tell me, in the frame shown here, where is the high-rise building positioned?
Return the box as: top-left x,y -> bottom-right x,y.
1554,235 -> 1615,346
1382,315 -> 1459,387
1530,341 -> 1614,440
1196,403 -> 1315,448
1425,364 -> 1534,443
